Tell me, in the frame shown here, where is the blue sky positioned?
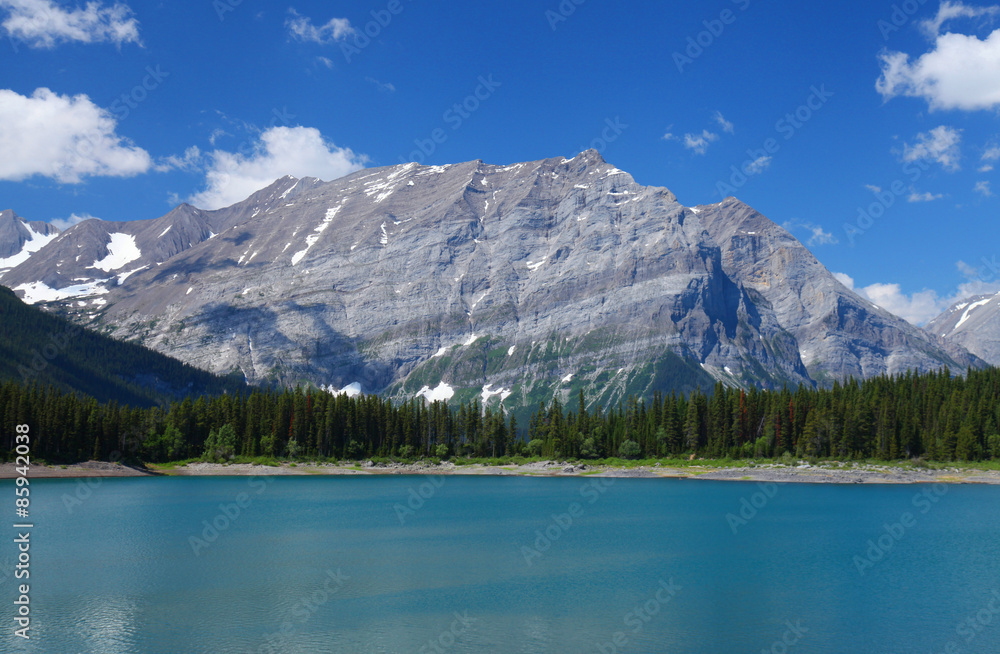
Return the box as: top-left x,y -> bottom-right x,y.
1,0 -> 998,324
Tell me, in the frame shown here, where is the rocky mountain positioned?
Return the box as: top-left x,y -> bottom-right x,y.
0,150 -> 984,413
0,209 -> 60,277
928,292 -> 1000,366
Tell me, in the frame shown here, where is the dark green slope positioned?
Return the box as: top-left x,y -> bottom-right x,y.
0,286 -> 247,406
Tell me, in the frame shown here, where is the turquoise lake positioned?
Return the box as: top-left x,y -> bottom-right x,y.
2,475 -> 1000,653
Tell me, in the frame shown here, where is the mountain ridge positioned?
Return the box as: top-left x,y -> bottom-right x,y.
0,150 -> 985,413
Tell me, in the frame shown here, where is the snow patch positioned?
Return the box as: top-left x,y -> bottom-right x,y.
90,233 -> 141,272
463,333 -> 480,346
158,225 -> 172,238
116,266 -> 148,284
325,382 -> 363,398
507,345 -> 516,356
0,222 -> 59,271
481,384 -> 512,403
526,256 -> 548,271
15,279 -> 108,304
955,297 -> 994,330
417,382 -> 454,402
562,373 -> 574,383
432,346 -> 450,358
292,203 -> 344,265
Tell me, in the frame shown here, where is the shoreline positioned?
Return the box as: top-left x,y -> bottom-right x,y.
2,460 -> 1000,484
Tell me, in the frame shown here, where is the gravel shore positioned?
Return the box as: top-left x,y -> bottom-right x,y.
3,459 -> 999,484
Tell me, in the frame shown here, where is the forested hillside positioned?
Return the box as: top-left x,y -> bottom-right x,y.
0,286 -> 247,406
2,367 -> 999,464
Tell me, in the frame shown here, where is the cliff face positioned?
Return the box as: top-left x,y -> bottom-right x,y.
1,151 -> 983,411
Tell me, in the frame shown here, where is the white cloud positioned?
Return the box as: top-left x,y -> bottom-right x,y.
0,87 -> 152,183
155,146 -> 202,173
908,189 -> 943,202
713,111 -> 734,134
0,0 -> 140,48
975,180 -> 994,196
683,130 -> 719,155
865,184 -> 883,193
286,9 -> 353,44
902,125 -> 962,171
745,156 -> 772,174
365,77 -> 396,93
783,220 -> 838,246
859,282 -> 946,324
317,56 -> 334,69
983,142 -> 1000,160
49,212 -> 96,231
876,17 -> 1000,111
187,126 -> 366,210
919,1 -> 1000,38
834,261 -> 1000,325
980,164 -> 996,172
833,272 -> 856,289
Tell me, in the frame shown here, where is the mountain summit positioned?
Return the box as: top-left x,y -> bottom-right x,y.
0,151 -> 982,410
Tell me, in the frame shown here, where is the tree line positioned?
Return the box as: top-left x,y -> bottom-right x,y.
2,366 -> 1000,464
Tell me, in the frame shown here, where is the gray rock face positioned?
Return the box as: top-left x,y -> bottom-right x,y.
928,293 -> 1000,366
0,210 -> 59,277
699,199 -> 980,383
0,151 -> 984,411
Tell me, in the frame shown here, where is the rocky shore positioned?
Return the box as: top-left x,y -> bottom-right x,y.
3,459 -> 999,484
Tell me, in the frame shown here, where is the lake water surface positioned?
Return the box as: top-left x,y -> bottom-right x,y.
3,475 -> 1000,653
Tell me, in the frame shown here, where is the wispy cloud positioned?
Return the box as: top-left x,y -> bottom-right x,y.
683,130 -> 719,155
365,77 -> 396,93
0,0 -> 141,48
783,220 -> 838,246
49,213 -> 96,231
907,189 -> 943,202
901,125 -> 962,171
975,180 -> 993,197
286,9 -> 354,45
713,111 -> 734,134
